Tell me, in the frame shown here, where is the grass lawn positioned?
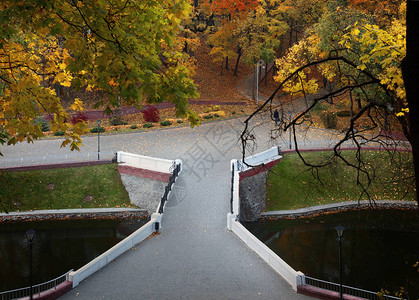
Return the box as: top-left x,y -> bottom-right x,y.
0,164 -> 132,212
266,151 -> 416,211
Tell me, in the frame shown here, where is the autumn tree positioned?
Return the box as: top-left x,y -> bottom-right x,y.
241,1 -> 418,202
216,9 -> 281,74
348,0 -> 404,27
0,0 -> 199,154
268,0 -> 327,50
208,0 -> 266,75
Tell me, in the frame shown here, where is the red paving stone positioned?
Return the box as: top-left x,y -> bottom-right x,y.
0,160 -> 113,172
118,165 -> 170,183
46,100 -> 248,121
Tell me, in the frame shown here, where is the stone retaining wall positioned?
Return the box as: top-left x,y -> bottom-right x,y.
239,171 -> 268,222
0,160 -> 114,172
0,209 -> 149,223
261,200 -> 418,220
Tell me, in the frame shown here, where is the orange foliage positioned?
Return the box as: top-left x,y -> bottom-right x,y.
210,0 -> 259,18
348,0 -> 403,25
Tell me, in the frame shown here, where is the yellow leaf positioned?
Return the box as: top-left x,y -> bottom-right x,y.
70,98 -> 84,111
351,28 -> 360,36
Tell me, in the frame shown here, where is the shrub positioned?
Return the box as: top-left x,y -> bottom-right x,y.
53,130 -> 65,136
35,117 -> 50,132
231,111 -> 236,115
320,112 -> 337,129
212,105 -> 221,111
71,112 -> 89,125
142,106 -> 160,123
130,124 -> 138,129
203,115 -> 213,119
312,103 -> 329,112
90,126 -> 106,133
204,107 -> 212,113
143,122 -> 154,128
41,122 -> 50,132
177,120 -> 183,124
337,110 -> 352,117
110,115 -> 127,126
214,113 -> 220,118
160,120 -> 172,126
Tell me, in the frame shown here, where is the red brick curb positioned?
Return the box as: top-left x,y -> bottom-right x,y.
280,146 -> 412,154
36,281 -> 73,300
45,100 -> 249,121
298,285 -> 362,300
0,160 -> 113,172
118,165 -> 170,182
239,158 -> 282,180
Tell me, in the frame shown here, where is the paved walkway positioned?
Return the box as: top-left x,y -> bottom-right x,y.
0,71 -> 334,299
1,64 -> 411,299
1,116 -> 316,299
61,145 -> 312,299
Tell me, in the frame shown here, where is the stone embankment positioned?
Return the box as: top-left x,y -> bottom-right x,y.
0,208 -> 149,223
262,200 -> 418,220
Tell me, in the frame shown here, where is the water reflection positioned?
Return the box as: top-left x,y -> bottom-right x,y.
0,218 -> 147,291
244,209 -> 419,298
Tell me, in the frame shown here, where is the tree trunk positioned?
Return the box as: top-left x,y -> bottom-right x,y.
357,97 -> 362,110
289,21 -> 294,48
279,35 -> 284,56
233,48 -> 242,76
401,0 -> 419,203
220,60 -> 223,76
264,63 -> 268,86
252,65 -> 256,100
225,56 -> 229,70
383,108 -> 389,132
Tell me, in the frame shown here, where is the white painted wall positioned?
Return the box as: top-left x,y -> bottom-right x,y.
238,146 -> 282,172
69,152 -> 182,288
227,214 -> 303,290
69,213 -> 161,287
227,146 -> 303,291
230,160 -> 240,215
117,151 -> 176,174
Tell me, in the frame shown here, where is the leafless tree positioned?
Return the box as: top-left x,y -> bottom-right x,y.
240,54 -> 416,202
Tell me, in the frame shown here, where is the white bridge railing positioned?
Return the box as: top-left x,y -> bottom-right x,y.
301,276 -> 401,300
0,270 -> 72,300
227,146 -> 402,299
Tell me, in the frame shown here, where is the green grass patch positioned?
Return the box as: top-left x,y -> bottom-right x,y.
0,164 -> 132,212
266,151 -> 415,211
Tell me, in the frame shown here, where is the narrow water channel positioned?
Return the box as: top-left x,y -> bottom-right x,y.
0,218 -> 148,292
243,209 -> 419,299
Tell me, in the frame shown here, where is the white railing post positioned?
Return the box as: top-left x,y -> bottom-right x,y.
296,272 -> 306,286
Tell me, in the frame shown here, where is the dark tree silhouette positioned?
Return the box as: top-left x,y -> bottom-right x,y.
240,1 -> 418,202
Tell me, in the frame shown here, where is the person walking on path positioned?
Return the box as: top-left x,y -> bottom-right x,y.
273,109 -> 279,126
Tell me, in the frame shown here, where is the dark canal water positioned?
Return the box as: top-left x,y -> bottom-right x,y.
243,209 -> 419,299
0,218 -> 148,292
